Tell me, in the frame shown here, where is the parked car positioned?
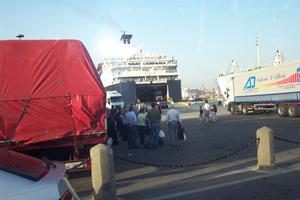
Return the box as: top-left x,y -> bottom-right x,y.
0,148 -> 79,200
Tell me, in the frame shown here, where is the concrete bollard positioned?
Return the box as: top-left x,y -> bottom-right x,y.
256,126 -> 275,169
90,144 -> 116,200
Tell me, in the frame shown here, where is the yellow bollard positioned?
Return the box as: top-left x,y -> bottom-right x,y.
256,126 -> 275,169
90,144 -> 116,200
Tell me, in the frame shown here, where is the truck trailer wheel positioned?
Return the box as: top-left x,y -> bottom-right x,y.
229,104 -> 235,114
288,104 -> 298,117
242,105 -> 248,115
277,104 -> 288,117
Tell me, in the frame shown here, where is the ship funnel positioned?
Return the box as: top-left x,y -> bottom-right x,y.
120,32 -> 133,44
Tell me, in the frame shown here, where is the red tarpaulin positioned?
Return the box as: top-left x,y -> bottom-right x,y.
0,40 -> 106,146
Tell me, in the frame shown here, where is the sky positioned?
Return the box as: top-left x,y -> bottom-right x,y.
1,0 -> 300,89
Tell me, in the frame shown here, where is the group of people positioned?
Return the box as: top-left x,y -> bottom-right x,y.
107,99 -> 218,149
106,101 -> 183,149
199,100 -> 218,122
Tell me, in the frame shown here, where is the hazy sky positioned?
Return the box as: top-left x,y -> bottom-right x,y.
1,0 -> 300,89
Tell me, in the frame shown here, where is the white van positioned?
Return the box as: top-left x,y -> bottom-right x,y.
106,90 -> 124,109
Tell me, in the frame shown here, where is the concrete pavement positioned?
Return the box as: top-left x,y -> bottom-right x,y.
69,106 -> 300,200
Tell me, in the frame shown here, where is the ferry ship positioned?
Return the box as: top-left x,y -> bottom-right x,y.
98,33 -> 182,104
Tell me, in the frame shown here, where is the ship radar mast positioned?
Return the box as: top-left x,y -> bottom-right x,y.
231,60 -> 239,72
273,50 -> 284,65
120,31 -> 133,44
227,59 -> 239,73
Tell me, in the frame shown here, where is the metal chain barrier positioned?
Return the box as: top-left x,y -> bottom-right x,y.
67,158 -> 91,170
274,136 -> 300,144
114,138 -> 259,168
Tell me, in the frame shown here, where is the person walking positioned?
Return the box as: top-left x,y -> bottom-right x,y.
106,109 -> 117,145
147,102 -> 161,149
137,107 -> 148,147
120,107 -> 129,141
199,105 -> 203,121
107,108 -> 118,145
166,106 -> 181,147
114,107 -> 123,141
211,104 -> 217,122
203,100 -> 211,122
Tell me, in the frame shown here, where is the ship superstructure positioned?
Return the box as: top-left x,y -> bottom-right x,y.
102,53 -> 179,86
99,33 -> 182,104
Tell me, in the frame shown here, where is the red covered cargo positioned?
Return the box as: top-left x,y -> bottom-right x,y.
0,40 -> 106,154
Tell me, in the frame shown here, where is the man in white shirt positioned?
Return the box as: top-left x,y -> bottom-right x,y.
166,107 -> 181,147
203,100 -> 211,122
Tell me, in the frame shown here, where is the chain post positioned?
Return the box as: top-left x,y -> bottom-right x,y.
256,127 -> 275,169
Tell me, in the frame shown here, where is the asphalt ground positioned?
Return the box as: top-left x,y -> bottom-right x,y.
69,105 -> 300,200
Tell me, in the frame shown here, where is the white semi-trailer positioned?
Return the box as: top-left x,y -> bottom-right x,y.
217,60 -> 300,117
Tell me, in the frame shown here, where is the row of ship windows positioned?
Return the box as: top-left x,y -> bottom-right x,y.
111,70 -> 178,75
128,56 -> 170,60
106,61 -> 177,66
104,56 -> 174,61
111,66 -> 177,72
128,61 -> 177,65
113,76 -> 178,82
